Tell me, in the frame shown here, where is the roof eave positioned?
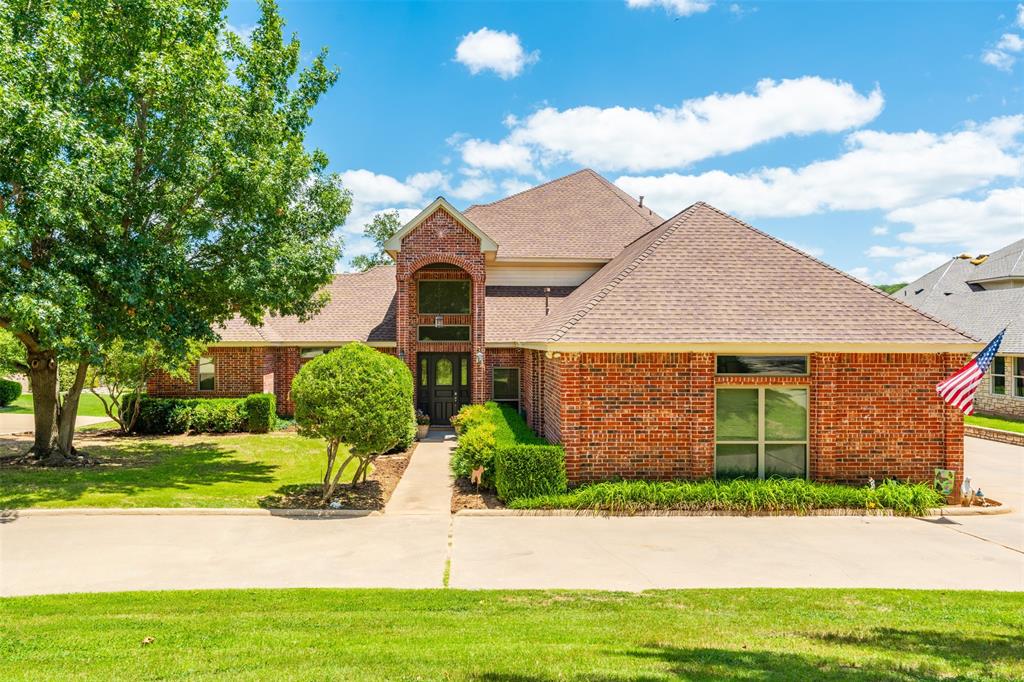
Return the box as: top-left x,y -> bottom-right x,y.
383,197 -> 498,257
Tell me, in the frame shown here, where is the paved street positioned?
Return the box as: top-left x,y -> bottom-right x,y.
0,413 -> 110,435
2,436 -> 1021,596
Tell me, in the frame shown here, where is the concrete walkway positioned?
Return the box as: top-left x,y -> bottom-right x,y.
0,413 -> 110,435
384,428 -> 455,516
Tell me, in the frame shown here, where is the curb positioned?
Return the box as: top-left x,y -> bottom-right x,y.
455,506 -> 1013,518
2,507 -> 380,518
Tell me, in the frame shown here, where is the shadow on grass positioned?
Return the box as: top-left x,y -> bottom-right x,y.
0,440 -> 278,508
472,627 -> 1023,682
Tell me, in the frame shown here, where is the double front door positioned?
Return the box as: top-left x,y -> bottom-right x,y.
419,352 -> 470,425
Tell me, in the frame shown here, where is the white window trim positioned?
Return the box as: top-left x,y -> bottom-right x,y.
714,385 -> 810,480
491,367 -> 520,404
198,356 -> 215,392
715,354 -> 810,377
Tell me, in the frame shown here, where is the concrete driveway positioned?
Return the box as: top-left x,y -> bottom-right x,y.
0,413 -> 110,435
2,436 -> 1021,595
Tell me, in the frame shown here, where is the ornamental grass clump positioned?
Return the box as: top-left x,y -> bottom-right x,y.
511,478 -> 944,516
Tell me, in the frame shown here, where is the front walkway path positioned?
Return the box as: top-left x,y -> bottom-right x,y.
384,428 -> 455,516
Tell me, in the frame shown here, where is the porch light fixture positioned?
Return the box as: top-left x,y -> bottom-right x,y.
434,315 -> 444,327
476,350 -> 484,365
398,350 -> 405,361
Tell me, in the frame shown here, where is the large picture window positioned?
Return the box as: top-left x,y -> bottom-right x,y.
198,356 -> 215,392
418,280 -> 471,314
492,367 -> 520,412
715,387 -> 808,479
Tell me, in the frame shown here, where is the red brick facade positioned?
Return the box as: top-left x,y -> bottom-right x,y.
521,350 -> 966,486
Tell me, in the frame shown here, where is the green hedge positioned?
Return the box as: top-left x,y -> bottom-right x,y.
450,402 -> 547,490
510,478 -> 945,516
0,379 -> 22,407
243,394 -> 276,434
494,444 -> 567,502
124,393 -> 277,434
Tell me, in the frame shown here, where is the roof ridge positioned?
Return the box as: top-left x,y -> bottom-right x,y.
694,202 -> 979,342
585,169 -> 664,226
468,168 -> 595,208
545,203 -> 701,342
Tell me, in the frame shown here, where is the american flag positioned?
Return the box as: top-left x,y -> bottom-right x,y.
936,329 -> 1006,415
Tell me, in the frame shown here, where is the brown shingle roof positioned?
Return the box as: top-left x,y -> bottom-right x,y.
526,203 -> 978,346
484,286 -> 575,343
216,266 -> 397,344
464,169 -> 662,261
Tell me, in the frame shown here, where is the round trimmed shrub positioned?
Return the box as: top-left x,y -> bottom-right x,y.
292,343 -> 415,496
0,378 -> 22,407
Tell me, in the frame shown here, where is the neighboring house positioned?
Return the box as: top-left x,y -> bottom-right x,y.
149,169 -> 978,484
896,238 -> 1024,420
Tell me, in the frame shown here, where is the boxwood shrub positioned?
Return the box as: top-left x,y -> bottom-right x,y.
124,393 -> 275,434
244,393 -> 276,434
450,402 -> 546,490
0,378 -> 22,407
494,444 -> 567,503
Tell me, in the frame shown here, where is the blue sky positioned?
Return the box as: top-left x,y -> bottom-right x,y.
227,0 -> 1024,282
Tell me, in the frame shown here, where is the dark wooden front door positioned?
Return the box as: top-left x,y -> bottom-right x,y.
419,353 -> 470,425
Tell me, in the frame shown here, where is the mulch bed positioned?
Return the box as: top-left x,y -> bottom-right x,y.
450,477 -> 504,513
259,445 -> 414,511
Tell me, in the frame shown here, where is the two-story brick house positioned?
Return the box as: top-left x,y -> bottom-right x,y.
149,169 -> 979,485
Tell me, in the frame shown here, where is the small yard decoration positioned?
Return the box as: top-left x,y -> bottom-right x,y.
292,343 -> 414,501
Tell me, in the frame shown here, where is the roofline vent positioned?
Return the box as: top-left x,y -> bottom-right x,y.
638,195 -> 644,209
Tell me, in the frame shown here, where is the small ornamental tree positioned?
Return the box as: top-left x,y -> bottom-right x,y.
292,343 -> 414,501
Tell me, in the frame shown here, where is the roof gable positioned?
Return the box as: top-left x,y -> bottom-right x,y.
384,197 -> 497,255
527,203 -> 977,347
463,169 -> 662,261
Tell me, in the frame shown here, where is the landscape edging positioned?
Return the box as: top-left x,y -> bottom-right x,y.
455,505 -> 1012,518
965,424 -> 1024,447
4,507 -> 380,518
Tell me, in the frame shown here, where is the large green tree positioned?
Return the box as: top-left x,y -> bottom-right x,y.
351,210 -> 400,272
0,0 -> 350,463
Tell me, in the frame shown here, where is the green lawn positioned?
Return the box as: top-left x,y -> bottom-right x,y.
2,588 -> 1021,681
967,413 -> 1024,434
0,432 -> 349,508
0,391 -> 112,417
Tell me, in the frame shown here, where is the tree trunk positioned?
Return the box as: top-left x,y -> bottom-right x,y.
55,358 -> 90,459
27,349 -> 59,459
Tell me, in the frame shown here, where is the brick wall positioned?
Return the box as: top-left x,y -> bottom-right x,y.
543,351 -> 965,486
394,207 -> 488,405
484,347 -> 524,404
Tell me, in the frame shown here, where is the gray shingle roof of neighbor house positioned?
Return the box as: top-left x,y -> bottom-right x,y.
463,168 -> 663,261
897,238 -> 1024,354
524,202 -> 979,346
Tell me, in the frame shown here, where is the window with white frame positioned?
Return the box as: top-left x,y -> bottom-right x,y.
1016,358 -> 1024,398
715,387 -> 808,479
492,367 -> 520,412
992,357 -> 1007,395
198,356 -> 215,391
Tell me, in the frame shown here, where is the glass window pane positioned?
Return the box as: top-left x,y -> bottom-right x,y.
717,355 -> 807,375
716,389 -> 758,441
993,376 -> 1006,395
716,444 -> 758,479
198,357 -> 215,391
765,444 -> 806,479
1016,358 -> 1024,377
493,368 -> 519,400
418,280 -> 471,314
993,356 -> 1005,375
418,326 -> 471,342
300,348 -> 325,359
765,388 -> 808,441
460,358 -> 468,386
420,357 -> 427,387
435,358 -> 453,386
1016,376 -> 1024,398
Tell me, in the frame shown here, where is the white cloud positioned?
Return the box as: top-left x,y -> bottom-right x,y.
626,0 -> 713,17
859,245 -> 952,282
871,225 -> 889,236
848,267 -> 891,284
500,178 -> 534,196
888,187 -> 1024,252
454,28 -> 538,79
785,241 -> 824,258
340,169 -> 428,206
449,176 -> 497,202
1018,3 -> 1024,28
998,33 -> 1024,51
461,139 -> 535,174
615,115 -> 1024,219
496,77 -> 882,172
982,32 -> 1024,71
